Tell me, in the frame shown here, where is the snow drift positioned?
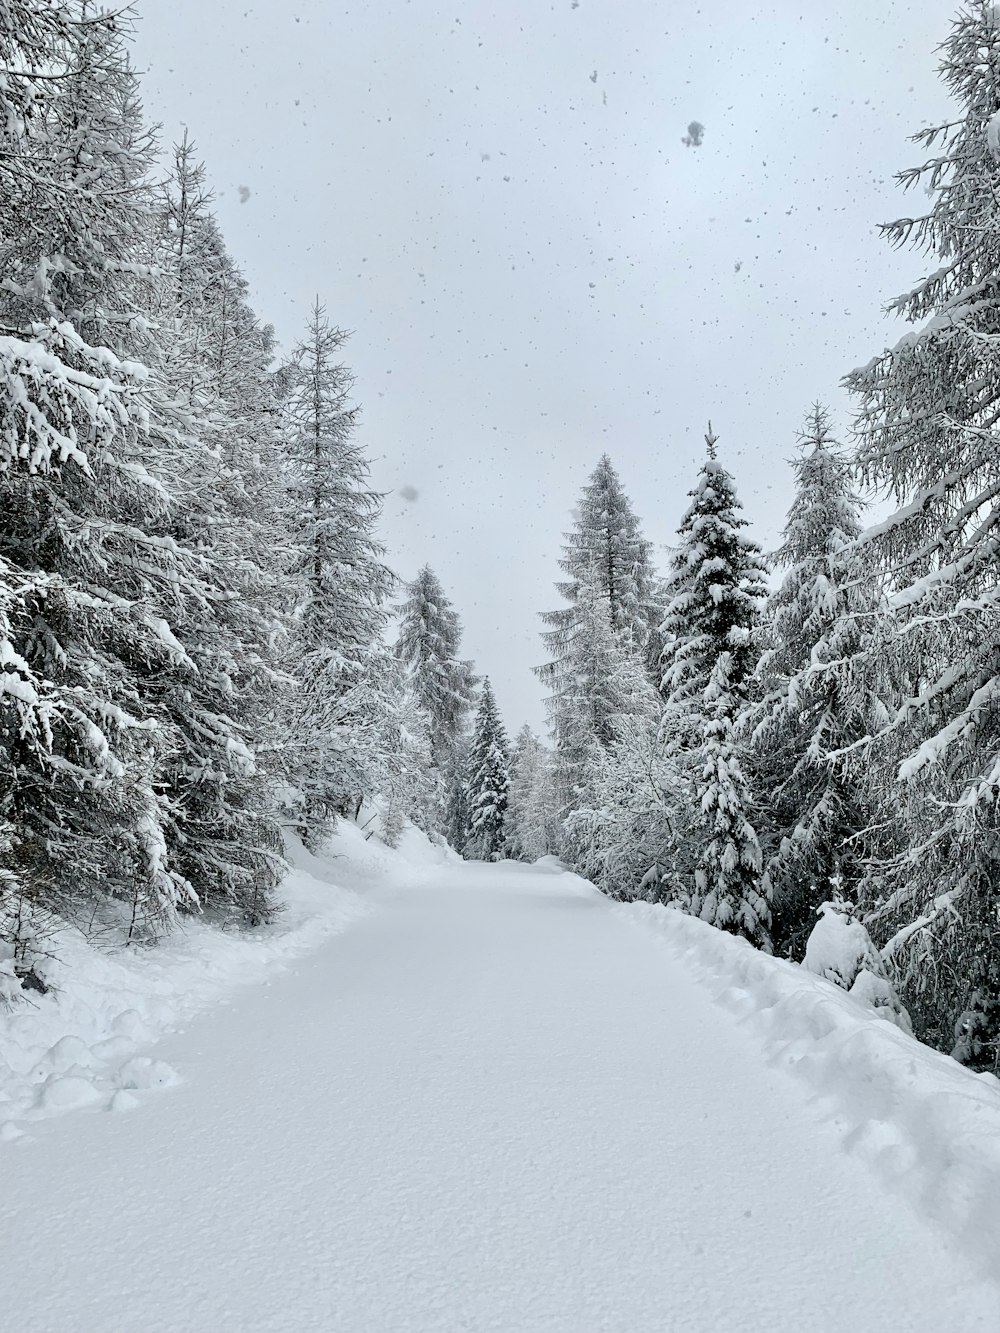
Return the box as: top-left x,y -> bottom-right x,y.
615,898 -> 1000,1270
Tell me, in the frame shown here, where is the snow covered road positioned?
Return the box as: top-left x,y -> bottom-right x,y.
1,857 -> 997,1331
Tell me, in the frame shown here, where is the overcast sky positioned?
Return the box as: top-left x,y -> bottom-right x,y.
132,0 -> 954,733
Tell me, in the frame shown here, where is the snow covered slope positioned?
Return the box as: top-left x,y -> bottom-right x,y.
0,822 -> 448,1138
617,899 -> 1000,1273
0,850 -> 996,1331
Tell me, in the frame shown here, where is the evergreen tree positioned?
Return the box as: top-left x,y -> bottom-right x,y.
395,565 -> 478,763
660,427 -> 771,948
546,455 -> 660,652
563,708 -> 695,900
0,3 -> 203,934
146,137 -> 293,922
745,406 -> 869,956
660,429 -> 767,713
538,458 -> 660,820
505,725 -> 560,862
281,299 -> 394,841
463,679 -> 510,860
833,1 -> 1000,1061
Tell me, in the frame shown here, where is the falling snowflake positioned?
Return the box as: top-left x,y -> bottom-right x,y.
238,185 -> 251,203
682,121 -> 705,148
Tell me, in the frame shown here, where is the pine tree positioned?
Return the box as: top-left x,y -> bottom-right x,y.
834,1 -> 1000,1060
563,706 -> 694,900
463,679 -> 510,860
394,565 -> 478,831
546,455 -> 660,652
505,726 -> 560,862
0,3 -> 202,934
660,429 -> 767,713
745,406 -> 869,956
147,135 -> 289,923
538,458 -> 660,819
281,299 -> 394,841
660,427 -> 771,948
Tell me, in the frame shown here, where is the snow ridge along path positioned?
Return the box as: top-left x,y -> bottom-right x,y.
1,844 -> 997,1331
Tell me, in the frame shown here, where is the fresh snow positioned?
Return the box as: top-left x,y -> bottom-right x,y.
1,837 -> 997,1330
618,901 -> 1000,1274
0,826 -> 384,1137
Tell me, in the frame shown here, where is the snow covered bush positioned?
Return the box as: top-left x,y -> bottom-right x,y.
560,699 -> 703,902
804,903 -> 912,1033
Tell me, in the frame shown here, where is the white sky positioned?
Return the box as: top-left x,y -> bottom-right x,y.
132,0 -> 954,733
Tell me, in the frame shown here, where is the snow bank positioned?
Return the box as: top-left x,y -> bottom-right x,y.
0,820 -> 449,1140
615,900 -> 1000,1267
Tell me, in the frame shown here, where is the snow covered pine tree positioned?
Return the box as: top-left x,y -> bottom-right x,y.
150,132 -> 290,924
745,406 -> 870,956
537,455 -> 661,825
836,0 -> 1000,1063
463,679 -> 511,861
394,565 -> 478,834
660,427 -> 771,948
0,3 -> 216,938
281,300 -> 394,844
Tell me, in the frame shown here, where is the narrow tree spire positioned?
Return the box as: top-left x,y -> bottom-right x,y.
463,679 -> 511,861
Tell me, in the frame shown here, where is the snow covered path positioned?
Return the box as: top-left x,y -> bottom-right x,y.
1,858 -> 997,1331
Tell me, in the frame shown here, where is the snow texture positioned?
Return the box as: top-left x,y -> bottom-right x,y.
0,823 -> 398,1135
0,844 -> 995,1330
618,899 -> 1000,1273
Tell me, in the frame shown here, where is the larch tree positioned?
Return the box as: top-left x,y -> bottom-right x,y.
282,299 -> 394,843
0,2 -> 203,937
394,565 -> 478,830
463,679 -> 511,861
833,0 -> 1000,1061
660,427 -> 771,948
538,457 -> 660,818
148,133 -> 289,924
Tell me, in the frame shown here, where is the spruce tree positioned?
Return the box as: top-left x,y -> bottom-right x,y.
463,679 -> 510,860
660,427 -> 771,948
746,406 -> 869,955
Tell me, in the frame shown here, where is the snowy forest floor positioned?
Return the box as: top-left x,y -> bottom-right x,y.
1,829 -> 999,1331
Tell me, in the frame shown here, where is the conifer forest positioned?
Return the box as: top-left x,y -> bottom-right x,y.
5,7 -> 1000,1326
